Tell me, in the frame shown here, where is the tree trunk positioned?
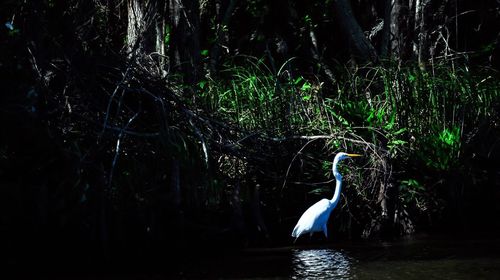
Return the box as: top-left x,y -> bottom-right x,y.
332,0 -> 379,64
126,0 -> 147,54
415,0 -> 431,67
381,0 -> 414,60
169,0 -> 201,87
377,154 -> 397,240
154,1 -> 168,75
380,0 -> 392,58
308,25 -> 337,84
127,0 -> 168,75
390,0 -> 405,59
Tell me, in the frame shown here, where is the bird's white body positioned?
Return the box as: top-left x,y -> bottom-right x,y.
291,152 -> 360,241
291,198 -> 336,238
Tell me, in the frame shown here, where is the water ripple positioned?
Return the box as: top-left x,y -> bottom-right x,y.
291,248 -> 353,279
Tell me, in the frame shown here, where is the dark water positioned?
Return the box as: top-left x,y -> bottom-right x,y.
174,236 -> 500,279
27,236 -> 500,279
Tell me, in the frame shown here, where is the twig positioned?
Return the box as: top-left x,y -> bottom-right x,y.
103,125 -> 160,138
281,138 -> 321,193
189,118 -> 209,167
27,46 -> 44,85
100,67 -> 132,138
108,111 -> 140,189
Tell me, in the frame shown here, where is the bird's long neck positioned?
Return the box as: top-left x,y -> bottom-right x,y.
331,159 -> 342,207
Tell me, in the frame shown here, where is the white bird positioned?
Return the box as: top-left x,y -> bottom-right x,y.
291,152 -> 361,241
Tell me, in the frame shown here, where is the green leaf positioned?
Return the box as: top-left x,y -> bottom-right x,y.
408,73 -> 416,82
294,76 -> 304,85
304,15 -> 312,25
400,179 -> 424,191
438,127 -> 460,146
393,128 -> 407,135
389,139 -> 407,146
366,110 -> 375,123
201,49 -> 209,56
164,25 -> 171,45
301,82 -> 312,91
198,80 -> 207,89
384,113 -> 396,130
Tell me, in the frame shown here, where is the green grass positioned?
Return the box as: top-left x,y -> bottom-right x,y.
199,57 -> 499,159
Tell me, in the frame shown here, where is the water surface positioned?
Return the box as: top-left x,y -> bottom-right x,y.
32,236 -> 500,279
179,236 -> 500,279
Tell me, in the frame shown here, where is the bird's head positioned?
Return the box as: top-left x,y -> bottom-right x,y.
332,152 -> 362,179
335,152 -> 362,162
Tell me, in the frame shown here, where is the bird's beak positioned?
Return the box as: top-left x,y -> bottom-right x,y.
347,153 -> 362,157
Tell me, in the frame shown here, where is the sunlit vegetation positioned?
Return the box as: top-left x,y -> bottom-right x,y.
197,56 -> 500,237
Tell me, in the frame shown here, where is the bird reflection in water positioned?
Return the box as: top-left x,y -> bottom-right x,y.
291,249 -> 353,279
